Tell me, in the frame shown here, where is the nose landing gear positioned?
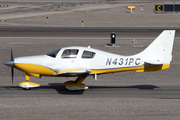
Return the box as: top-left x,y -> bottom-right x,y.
19,74 -> 40,89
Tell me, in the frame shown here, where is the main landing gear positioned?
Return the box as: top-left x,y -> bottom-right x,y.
64,74 -> 89,90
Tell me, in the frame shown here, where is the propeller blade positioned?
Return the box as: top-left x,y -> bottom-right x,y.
11,49 -> 14,61
11,67 -> 14,84
11,49 -> 14,84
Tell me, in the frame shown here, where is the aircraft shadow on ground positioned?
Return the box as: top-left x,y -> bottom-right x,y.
49,83 -> 159,94
3,84 -> 159,95
48,83 -> 84,95
49,83 -> 159,95
88,85 -> 159,90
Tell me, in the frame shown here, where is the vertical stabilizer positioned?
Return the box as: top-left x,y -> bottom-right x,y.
137,30 -> 175,65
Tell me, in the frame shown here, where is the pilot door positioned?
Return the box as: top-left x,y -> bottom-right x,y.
59,49 -> 79,68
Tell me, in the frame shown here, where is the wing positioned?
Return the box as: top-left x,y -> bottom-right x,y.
56,67 -> 90,76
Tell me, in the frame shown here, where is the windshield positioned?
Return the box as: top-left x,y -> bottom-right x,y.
46,49 -> 61,58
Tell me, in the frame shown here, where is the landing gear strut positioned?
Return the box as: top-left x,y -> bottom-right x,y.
64,74 -> 89,90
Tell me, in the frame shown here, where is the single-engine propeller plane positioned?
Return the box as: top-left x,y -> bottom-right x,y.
4,30 -> 175,90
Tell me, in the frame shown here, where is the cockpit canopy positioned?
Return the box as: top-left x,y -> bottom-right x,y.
46,48 -> 96,59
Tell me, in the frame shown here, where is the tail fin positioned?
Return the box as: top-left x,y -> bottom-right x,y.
137,30 -> 175,65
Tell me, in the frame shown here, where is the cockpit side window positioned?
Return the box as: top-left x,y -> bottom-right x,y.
82,50 -> 96,58
46,49 -> 61,58
61,49 -> 79,58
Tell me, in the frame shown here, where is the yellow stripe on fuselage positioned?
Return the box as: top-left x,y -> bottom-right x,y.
14,64 -> 88,77
91,64 -> 170,74
14,64 -> 170,76
14,64 -> 57,76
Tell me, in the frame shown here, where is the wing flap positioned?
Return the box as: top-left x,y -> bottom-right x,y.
57,68 -> 90,75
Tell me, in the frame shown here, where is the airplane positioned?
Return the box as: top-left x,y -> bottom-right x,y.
4,30 -> 175,90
